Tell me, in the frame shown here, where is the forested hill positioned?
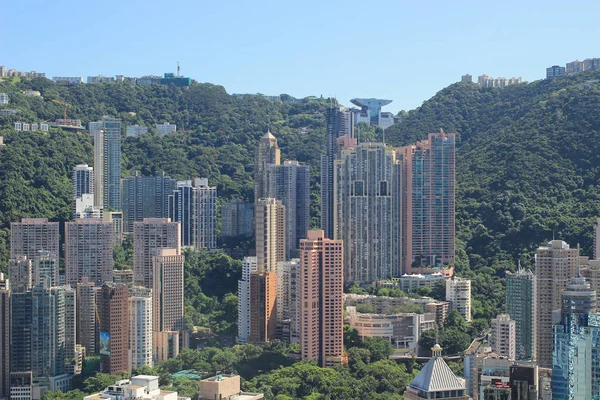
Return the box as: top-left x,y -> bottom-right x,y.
0,80 -> 332,264
2,72 -> 600,319
386,70 -> 600,275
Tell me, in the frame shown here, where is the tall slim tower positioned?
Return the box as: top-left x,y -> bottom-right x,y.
76,280 -> 98,355
128,286 -> 153,369
10,287 -> 32,374
254,198 -> 286,273
65,219 -> 115,285
133,218 -> 181,288
254,130 -> 280,202
195,178 -> 217,250
535,240 -> 579,368
552,274 -> 600,399
152,248 -> 185,333
168,180 -> 197,247
268,161 -> 310,257
334,142 -> 402,282
91,116 -> 122,210
64,285 -> 77,368
0,276 -> 10,399
506,267 -> 535,361
98,283 -> 129,375
594,218 -> 600,260
321,105 -> 354,239
445,277 -> 472,322
401,130 -> 456,272
10,218 -> 59,261
31,280 -> 65,378
299,230 -> 345,367
237,257 -> 257,344
121,171 -> 176,233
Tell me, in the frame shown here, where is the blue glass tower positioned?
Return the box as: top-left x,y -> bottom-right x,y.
552,274 -> 600,399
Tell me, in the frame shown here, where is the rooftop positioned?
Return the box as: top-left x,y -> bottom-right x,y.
408,356 -> 466,392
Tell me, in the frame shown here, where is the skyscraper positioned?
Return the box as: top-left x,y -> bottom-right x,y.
334,142 -> 402,282
276,259 -> 299,342
299,230 -> 345,367
221,200 -> 254,238
73,164 -> 94,218
8,256 -> 32,290
248,271 -> 277,344
195,178 -> 217,250
254,130 -> 280,202
506,266 -> 535,361
98,283 -> 129,375
10,218 -> 59,262
535,240 -> 579,368
64,285 -> 77,370
254,198 -> 286,273
91,116 -> 122,210
76,280 -> 98,355
10,287 -> 32,374
168,180 -> 196,247
446,277 -> 472,322
490,314 -> 516,361
121,171 -> 176,233
321,105 -> 354,240
552,274 -> 600,399
152,248 -> 185,333
133,218 -> 181,288
31,280 -> 65,378
65,219 -> 115,285
73,164 -> 94,199
129,286 -> 153,369
268,161 -> 310,257
237,257 -> 257,344
167,178 -> 217,250
32,250 -> 58,287
400,130 -> 456,272
546,65 -> 565,79
0,276 -> 10,399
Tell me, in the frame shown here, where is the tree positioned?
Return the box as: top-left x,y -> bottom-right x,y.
361,337 -> 393,362
83,373 -> 125,393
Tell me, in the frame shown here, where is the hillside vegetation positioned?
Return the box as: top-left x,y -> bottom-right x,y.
2,72 -> 600,322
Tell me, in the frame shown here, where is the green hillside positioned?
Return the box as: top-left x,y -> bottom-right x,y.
2,72 -> 600,321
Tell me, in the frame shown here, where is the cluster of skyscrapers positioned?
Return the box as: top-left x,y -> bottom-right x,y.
546,57 -> 600,79
237,102 -> 457,368
0,216 -> 189,399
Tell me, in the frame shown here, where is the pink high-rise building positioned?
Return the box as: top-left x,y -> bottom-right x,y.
152,248 -> 185,332
299,230 -> 345,367
10,218 -> 59,261
400,130 -> 456,273
133,218 -> 181,289
65,219 -> 115,285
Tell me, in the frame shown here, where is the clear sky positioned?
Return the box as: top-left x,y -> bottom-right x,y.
2,0 -> 600,112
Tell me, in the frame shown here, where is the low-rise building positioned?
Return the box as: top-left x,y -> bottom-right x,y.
156,123 -> 176,136
398,273 -> 445,293
199,374 -> 264,400
346,306 -> 436,354
344,294 -> 449,325
126,125 -> 149,137
84,376 -> 178,400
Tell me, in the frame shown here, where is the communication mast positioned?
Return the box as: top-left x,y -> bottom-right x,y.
177,61 -> 180,77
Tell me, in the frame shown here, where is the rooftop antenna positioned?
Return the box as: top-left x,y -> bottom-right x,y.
177,61 -> 180,77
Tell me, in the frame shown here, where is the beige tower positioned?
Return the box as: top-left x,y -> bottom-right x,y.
152,248 -> 185,332
133,218 -> 181,288
535,240 -> 579,368
254,130 -> 280,202
299,230 -> 345,367
254,198 -> 286,273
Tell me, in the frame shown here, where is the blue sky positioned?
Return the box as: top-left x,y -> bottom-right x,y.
2,0 -> 599,112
